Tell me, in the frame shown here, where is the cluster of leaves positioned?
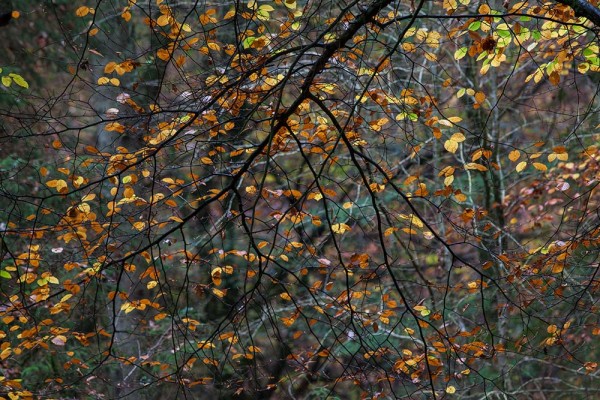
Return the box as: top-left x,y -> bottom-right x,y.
1,0 -> 600,398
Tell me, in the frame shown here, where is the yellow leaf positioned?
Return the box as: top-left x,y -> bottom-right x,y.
446,386 -> 456,394
414,182 -> 429,196
197,340 -> 215,349
515,161 -> 527,172
9,74 -> 28,89
259,5 -> 274,12
120,302 -> 135,313
444,139 -> 458,153
280,293 -> 291,301
508,150 -> 521,162
211,267 -> 222,286
414,305 -> 430,316
533,162 -> 547,171
46,179 -> 68,193
450,132 -> 466,142
464,163 -> 488,172
331,223 -> 351,234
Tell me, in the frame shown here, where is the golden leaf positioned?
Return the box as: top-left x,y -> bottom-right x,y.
465,163 -> 488,172
444,139 -> 458,153
331,223 -> 351,234
75,6 -> 90,17
450,132 -> 466,142
157,48 -> 171,61
280,293 -> 291,301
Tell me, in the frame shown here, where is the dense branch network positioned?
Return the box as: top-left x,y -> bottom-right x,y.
0,0 -> 600,398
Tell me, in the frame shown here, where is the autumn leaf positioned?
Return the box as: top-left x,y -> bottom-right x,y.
444,132 -> 466,153
465,163 -> 488,172
75,6 -> 92,17
8,74 -> 28,89
51,335 -> 67,346
331,223 -> 351,234
46,179 -> 68,193
508,149 -> 521,161
4,0 -> 600,397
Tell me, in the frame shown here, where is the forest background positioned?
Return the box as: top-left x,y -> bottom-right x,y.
1,0 -> 600,398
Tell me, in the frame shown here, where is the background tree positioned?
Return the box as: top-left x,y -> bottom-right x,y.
1,0 -> 600,398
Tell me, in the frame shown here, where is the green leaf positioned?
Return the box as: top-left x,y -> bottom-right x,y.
1,76 -> 11,87
468,21 -> 481,31
242,36 -> 256,49
497,29 -> 511,39
0,270 -> 11,279
454,47 -> 468,60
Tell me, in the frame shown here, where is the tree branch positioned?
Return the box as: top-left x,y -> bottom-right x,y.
556,0 -> 600,27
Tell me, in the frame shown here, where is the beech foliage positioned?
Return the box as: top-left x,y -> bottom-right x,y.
1,0 -> 600,398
